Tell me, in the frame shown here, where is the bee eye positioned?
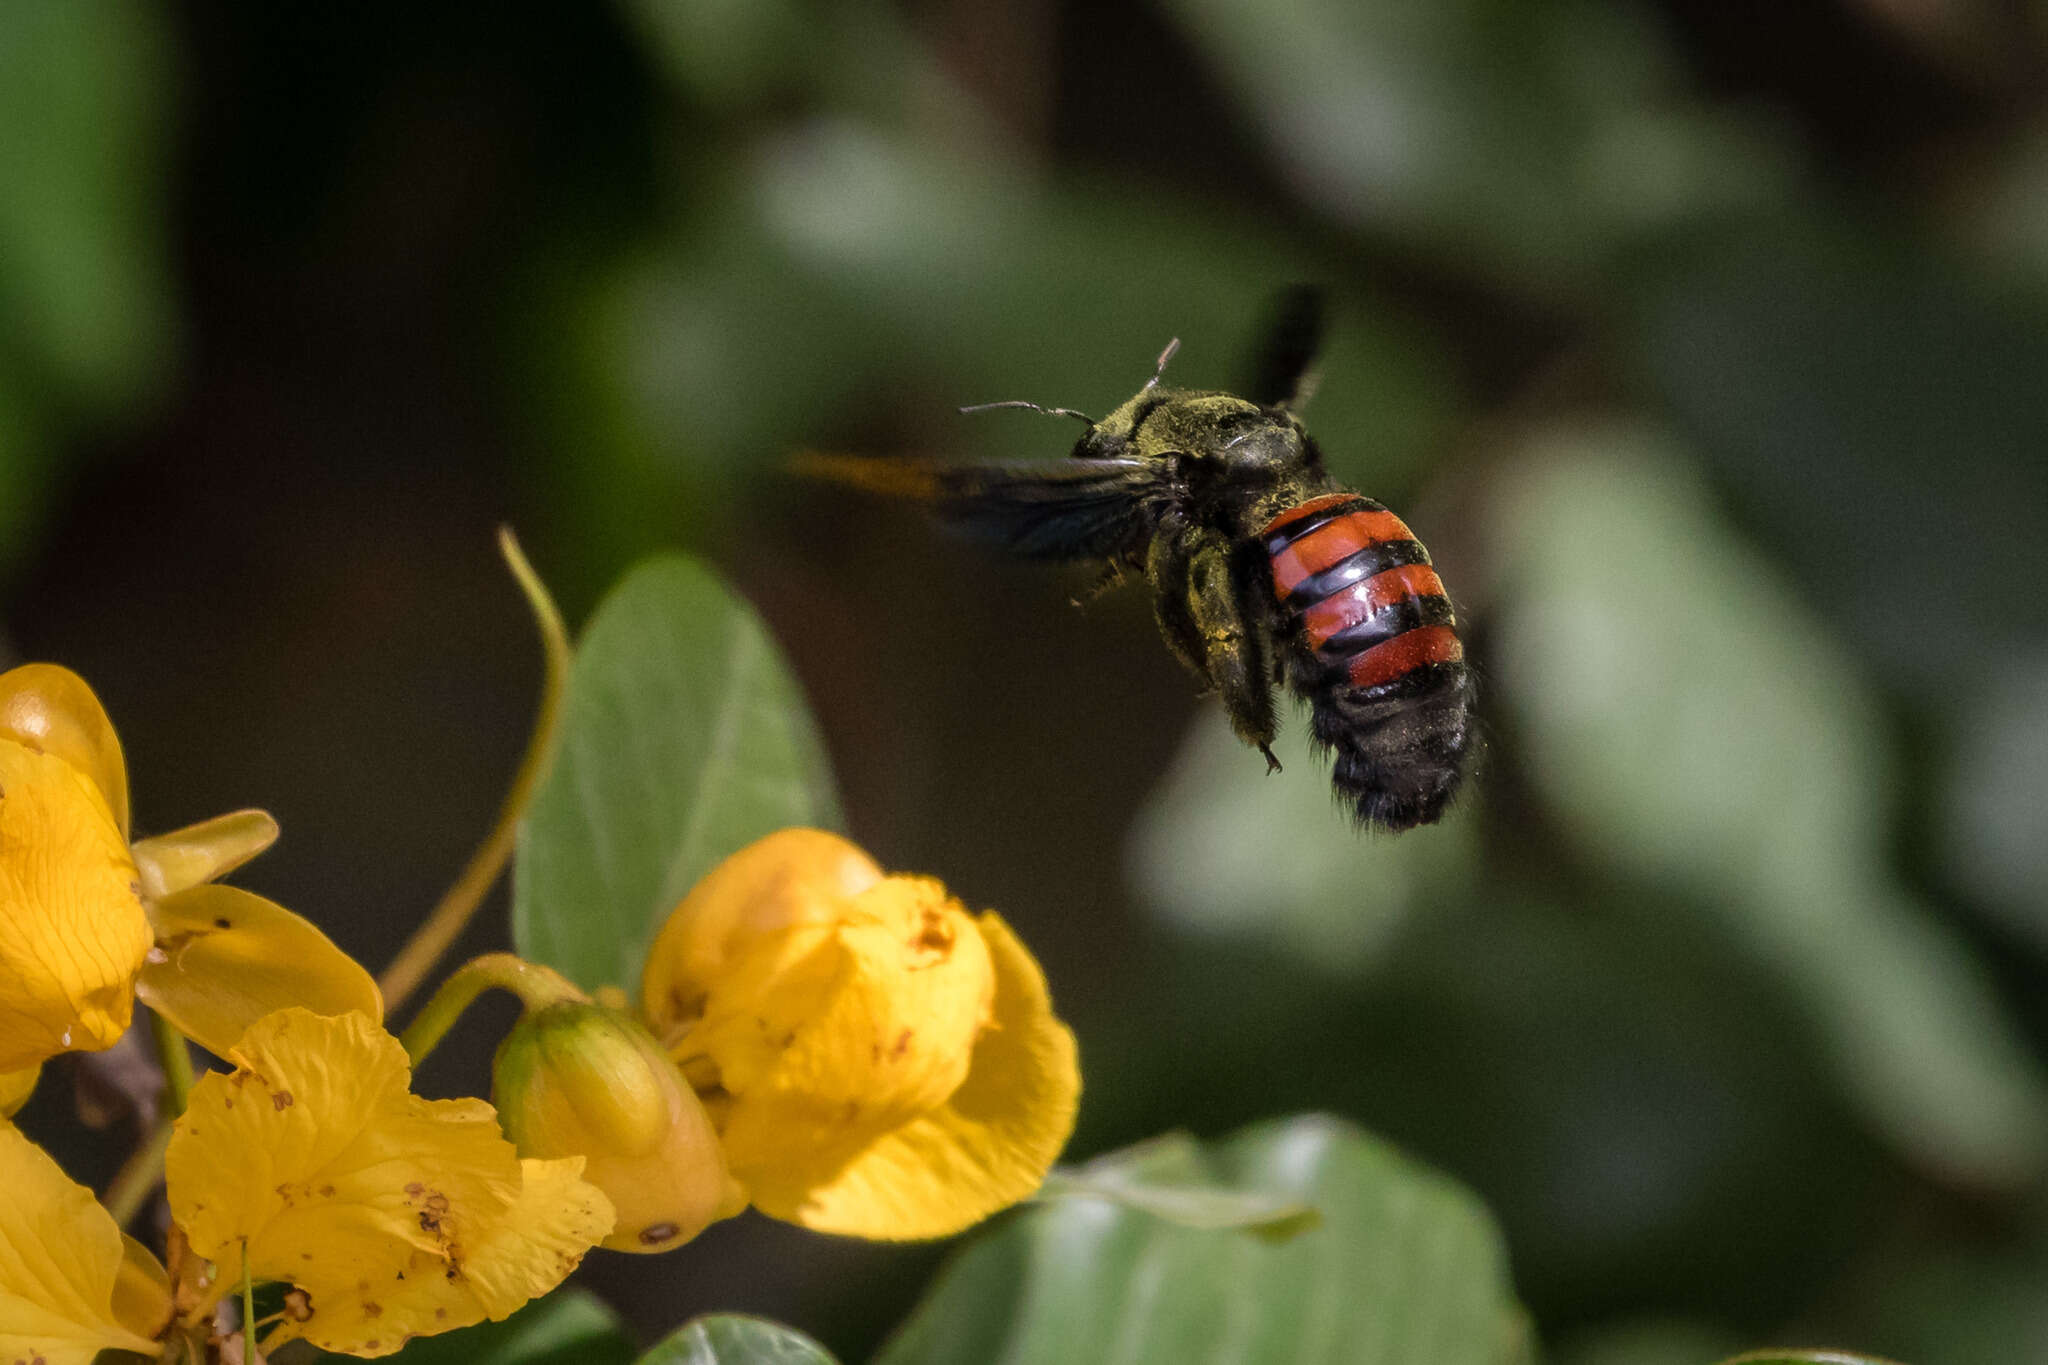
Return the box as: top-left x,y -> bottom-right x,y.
1078,431 -> 1127,461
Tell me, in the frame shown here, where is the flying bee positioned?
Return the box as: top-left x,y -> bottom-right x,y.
802,289 -> 1474,829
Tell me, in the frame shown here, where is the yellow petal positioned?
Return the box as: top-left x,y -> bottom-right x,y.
135,885 -> 384,1057
0,738 -> 152,1069
167,1009 -> 611,1357
0,1121 -> 163,1363
0,663 -> 130,838
391,1156 -> 613,1321
111,1234 -> 173,1344
643,828 -> 883,1043
265,1155 -> 614,1358
676,877 -> 995,1194
130,808 -> 280,900
0,1065 -> 37,1117
749,913 -> 1080,1239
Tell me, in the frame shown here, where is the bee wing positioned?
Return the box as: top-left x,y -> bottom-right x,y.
796,452 -> 1167,560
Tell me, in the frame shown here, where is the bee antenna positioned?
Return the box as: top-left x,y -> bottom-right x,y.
958,399 -> 1096,425
1142,336 -> 1182,392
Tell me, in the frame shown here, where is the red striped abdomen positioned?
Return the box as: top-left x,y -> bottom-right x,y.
1262,494 -> 1463,694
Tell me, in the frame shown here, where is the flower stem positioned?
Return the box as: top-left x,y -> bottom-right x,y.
102,1116 -> 173,1228
399,952 -> 586,1067
377,528 -> 572,1014
110,1011 -> 197,1230
150,1009 -> 196,1116
241,1243 -> 261,1364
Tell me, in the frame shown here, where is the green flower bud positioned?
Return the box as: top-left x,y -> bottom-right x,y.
494,1002 -> 742,1253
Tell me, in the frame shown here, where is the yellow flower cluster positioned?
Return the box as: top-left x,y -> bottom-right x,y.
0,664 -> 1080,1362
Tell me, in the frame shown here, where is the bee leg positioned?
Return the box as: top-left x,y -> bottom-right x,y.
1187,531 -> 1280,767
1146,520 -> 1209,678
1069,560 -> 1127,608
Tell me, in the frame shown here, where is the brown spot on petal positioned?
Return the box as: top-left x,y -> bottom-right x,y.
363,1303 -> 382,1318
271,1090 -> 294,1111
435,1309 -> 447,1320
891,1029 -> 913,1058
364,1341 -> 380,1351
913,908 -> 955,953
320,1184 -> 335,1197
639,1223 -> 681,1247
214,916 -> 232,929
404,1182 -> 425,1196
285,1289 -> 314,1321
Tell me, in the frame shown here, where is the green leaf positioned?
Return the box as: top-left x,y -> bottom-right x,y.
1630,218 -> 2048,700
1481,425 -> 2048,1185
1556,1318 -> 1745,1365
1156,0 -> 1791,297
514,554 -> 840,992
637,1315 -> 840,1365
310,1290 -> 634,1365
1039,1132 -> 1319,1240
876,1115 -> 1531,1365
0,0 -> 176,410
1127,708 -> 1479,973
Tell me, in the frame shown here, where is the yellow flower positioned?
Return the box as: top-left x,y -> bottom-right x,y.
641,829 -> 1080,1239
0,1120 -> 170,1365
494,1001 -> 743,1253
167,1007 -> 614,1358
0,663 -> 379,1069
0,1062 -> 38,1117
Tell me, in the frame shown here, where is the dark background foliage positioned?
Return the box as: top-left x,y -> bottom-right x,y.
5,1 -> 2048,1361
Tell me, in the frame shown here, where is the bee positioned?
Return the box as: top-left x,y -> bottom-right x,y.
804,289 -> 1473,829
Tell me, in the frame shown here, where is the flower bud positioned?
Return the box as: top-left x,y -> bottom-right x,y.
493,1002 -> 742,1253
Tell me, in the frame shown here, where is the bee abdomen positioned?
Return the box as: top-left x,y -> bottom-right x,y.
1262,494 -> 1464,687
1262,493 -> 1472,828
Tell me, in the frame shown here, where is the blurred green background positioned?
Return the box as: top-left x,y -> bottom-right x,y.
5,0 -> 2048,1361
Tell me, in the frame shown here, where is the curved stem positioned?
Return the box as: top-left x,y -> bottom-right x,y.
103,1117 -> 173,1228
150,1009 -> 195,1116
378,528 -> 572,1014
110,1011 -> 195,1230
399,952 -> 586,1068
